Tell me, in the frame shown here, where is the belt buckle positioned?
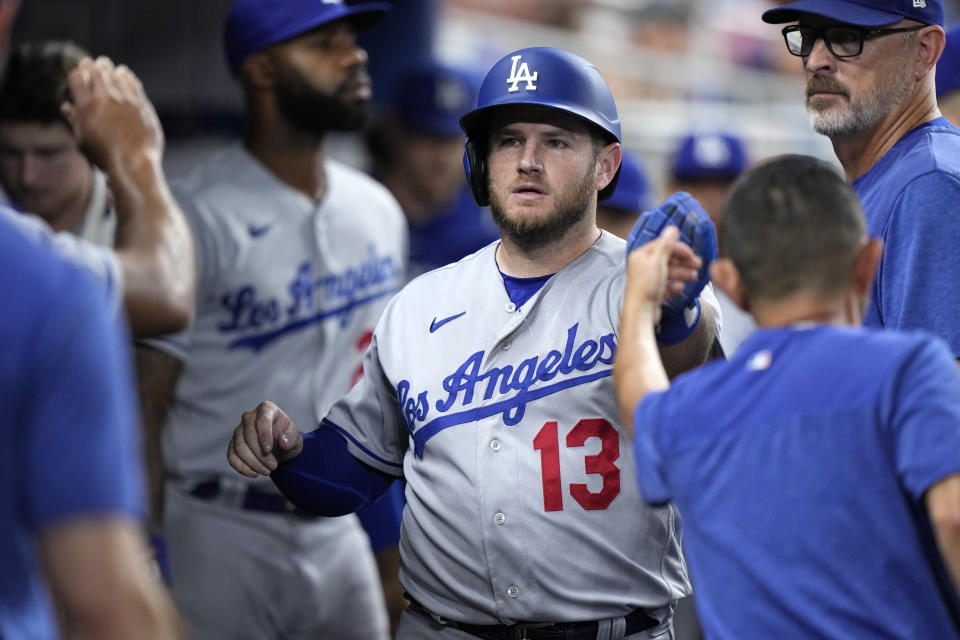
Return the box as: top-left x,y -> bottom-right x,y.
513,622 -> 554,640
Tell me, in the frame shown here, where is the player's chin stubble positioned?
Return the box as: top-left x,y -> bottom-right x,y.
488,169 -> 595,249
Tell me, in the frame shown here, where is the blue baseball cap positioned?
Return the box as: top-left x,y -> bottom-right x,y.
224,0 -> 391,72
762,0 -> 944,28
671,132 -> 747,182
602,151 -> 653,214
392,60 -> 481,137
938,23 -> 960,97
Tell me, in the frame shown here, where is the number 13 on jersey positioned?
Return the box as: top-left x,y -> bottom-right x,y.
533,418 -> 621,512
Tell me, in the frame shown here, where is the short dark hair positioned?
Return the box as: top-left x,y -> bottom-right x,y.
721,154 -> 866,302
0,40 -> 90,126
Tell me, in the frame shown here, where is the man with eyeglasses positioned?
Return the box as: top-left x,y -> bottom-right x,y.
764,0 -> 960,369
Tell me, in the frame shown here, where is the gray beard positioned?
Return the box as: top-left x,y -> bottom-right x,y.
807,53 -> 914,138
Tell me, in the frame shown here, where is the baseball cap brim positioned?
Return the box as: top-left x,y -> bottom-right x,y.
762,0 -> 903,27
225,1 -> 392,72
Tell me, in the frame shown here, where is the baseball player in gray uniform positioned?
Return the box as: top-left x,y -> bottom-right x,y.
228,47 -> 720,640
138,1 -> 407,639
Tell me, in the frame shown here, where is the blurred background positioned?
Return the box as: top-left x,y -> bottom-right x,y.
15,0 -> 960,197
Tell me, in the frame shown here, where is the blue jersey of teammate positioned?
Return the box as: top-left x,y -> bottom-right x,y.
632,325 -> 960,639
0,210 -> 143,638
407,187 -> 499,276
853,117 -> 960,356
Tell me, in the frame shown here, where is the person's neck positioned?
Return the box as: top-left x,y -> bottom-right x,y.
831,90 -> 941,182
496,215 -> 601,278
244,118 -> 328,201
46,165 -> 94,233
751,291 -> 858,329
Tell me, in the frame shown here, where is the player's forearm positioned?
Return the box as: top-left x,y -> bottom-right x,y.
614,297 -> 669,438
271,427 -> 396,516
927,474 -> 960,595
134,345 -> 182,533
658,299 -> 716,379
42,519 -> 186,640
110,152 -> 194,337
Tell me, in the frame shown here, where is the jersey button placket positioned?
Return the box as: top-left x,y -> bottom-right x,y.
489,439 -> 502,452
493,512 -> 506,525
506,585 -> 520,599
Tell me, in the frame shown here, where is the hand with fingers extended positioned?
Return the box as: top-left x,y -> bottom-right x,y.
61,56 -> 164,174
227,401 -> 304,478
626,192 -> 717,344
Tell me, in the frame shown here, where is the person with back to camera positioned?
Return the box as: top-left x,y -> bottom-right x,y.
616,153 -> 960,639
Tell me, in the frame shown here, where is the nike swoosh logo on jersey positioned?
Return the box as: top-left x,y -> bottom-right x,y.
430,311 -> 466,333
248,223 -> 273,238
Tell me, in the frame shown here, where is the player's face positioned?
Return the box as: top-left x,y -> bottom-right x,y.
800,18 -> 917,137
268,20 -> 372,134
485,108 -> 601,246
0,121 -> 90,229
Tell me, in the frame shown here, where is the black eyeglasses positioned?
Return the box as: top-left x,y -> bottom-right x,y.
781,24 -> 925,58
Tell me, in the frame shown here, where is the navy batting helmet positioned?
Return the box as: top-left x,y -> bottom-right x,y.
459,47 -> 622,206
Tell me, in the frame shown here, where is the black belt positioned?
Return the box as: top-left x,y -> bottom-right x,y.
188,478 -> 318,519
406,596 -> 659,640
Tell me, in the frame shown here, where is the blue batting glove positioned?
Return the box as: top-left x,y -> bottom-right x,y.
626,192 -> 717,344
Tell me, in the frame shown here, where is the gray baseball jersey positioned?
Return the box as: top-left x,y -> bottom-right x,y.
325,231 -> 711,625
149,143 -> 407,640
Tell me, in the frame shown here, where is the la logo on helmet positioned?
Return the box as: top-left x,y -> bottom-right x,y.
506,55 -> 538,93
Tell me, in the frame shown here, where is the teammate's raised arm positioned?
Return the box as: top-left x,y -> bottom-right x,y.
63,56 -> 194,336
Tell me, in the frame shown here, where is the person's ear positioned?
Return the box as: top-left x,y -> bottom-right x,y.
852,238 -> 884,296
710,257 -> 750,312
239,51 -> 275,92
596,142 -> 621,193
915,25 -> 945,79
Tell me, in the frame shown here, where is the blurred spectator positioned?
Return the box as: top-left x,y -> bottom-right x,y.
368,58 -> 498,276
939,23 -> 960,125
669,131 -> 755,354
595,149 -> 653,240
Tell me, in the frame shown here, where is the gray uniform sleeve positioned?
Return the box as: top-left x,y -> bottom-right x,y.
323,329 -> 407,477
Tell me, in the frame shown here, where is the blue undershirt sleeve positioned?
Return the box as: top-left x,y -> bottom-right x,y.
270,427 -> 396,516
357,480 -> 405,551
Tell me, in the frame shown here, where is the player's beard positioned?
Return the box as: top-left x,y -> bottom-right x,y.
805,50 -> 914,137
274,69 -> 371,135
488,166 -> 595,249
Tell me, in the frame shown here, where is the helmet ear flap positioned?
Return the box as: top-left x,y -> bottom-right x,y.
464,140 -> 490,207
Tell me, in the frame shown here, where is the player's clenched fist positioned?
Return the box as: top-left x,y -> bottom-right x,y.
227,401 -> 304,478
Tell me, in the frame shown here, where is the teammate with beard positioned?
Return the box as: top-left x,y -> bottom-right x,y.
763,0 -> 960,363
136,1 -> 407,638
226,47 -> 719,639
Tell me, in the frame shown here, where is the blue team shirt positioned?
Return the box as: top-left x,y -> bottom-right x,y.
633,326 -> 960,640
853,117 -> 960,356
408,187 -> 499,275
0,212 -> 143,638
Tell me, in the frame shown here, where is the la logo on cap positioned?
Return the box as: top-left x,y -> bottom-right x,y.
913,0 -> 926,7
506,55 -> 538,93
